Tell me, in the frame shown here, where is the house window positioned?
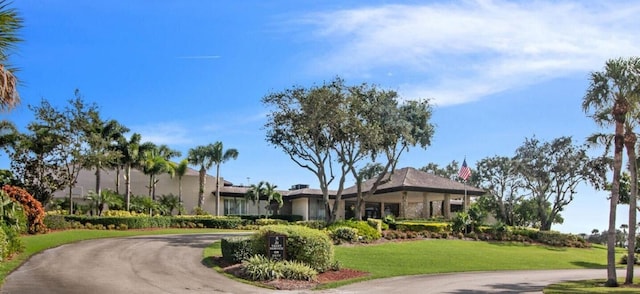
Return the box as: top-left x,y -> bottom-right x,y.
309,198 -> 325,220
224,198 -> 246,215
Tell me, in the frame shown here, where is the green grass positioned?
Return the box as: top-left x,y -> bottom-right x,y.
544,278 -> 640,293
0,228 -> 230,284
334,240 -> 609,280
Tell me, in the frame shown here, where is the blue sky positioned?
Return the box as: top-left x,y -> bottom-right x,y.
2,0 -> 639,234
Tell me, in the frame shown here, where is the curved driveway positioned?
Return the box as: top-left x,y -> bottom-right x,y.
1,233 -> 619,294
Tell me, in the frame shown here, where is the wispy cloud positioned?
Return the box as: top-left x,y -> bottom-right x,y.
297,0 -> 640,106
177,55 -> 221,59
131,122 -> 193,146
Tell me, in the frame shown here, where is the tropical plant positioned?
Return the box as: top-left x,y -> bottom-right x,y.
86,189 -> 123,216
2,185 -> 46,234
157,194 -> 181,216
141,143 -> 180,200
188,145 -> 214,209
130,195 -> 157,215
245,181 -> 265,217
263,182 -> 283,216
582,56 -> 640,287
173,159 -> 189,211
0,0 -> 22,112
116,133 -> 148,211
211,141 -> 238,216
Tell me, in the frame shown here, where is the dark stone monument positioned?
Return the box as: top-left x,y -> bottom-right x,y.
267,234 -> 286,261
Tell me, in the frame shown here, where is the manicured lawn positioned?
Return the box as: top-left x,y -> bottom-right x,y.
334,240 -> 610,280
0,228 -> 230,284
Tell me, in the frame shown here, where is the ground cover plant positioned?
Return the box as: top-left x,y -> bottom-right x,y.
544,278 -> 640,293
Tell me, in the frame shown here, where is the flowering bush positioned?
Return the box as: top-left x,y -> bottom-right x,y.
2,185 -> 47,234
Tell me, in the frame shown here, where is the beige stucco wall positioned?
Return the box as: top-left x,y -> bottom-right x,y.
53,168 -> 220,214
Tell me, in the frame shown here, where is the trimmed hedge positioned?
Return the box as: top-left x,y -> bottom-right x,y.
229,214 -> 303,223
221,236 -> 253,263
395,221 -> 450,233
171,216 -> 243,229
252,225 -> 334,272
62,215 -> 244,230
327,220 -> 381,242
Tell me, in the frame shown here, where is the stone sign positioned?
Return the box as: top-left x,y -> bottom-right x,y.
267,234 -> 286,261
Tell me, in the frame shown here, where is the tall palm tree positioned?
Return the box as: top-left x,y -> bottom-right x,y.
582,57 -> 640,287
244,181 -> 265,217
117,133 -> 149,211
174,159 -> 189,212
211,141 -> 238,216
0,1 -> 22,112
142,144 -> 180,201
263,182 -> 283,216
188,145 -> 215,209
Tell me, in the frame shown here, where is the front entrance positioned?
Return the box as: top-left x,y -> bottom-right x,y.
345,201 -> 382,220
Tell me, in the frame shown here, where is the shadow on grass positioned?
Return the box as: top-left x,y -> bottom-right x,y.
570,261 -> 607,269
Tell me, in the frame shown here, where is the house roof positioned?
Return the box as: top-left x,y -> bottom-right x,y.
340,167 -> 485,197
217,167 -> 485,199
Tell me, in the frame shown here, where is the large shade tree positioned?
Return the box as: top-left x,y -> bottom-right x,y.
582,57 -> 640,287
263,78 -> 434,223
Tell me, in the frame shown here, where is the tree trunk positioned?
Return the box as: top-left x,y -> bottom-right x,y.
215,164 -> 220,216
68,186 -> 74,215
624,130 -> 637,285
606,124 -> 624,287
115,166 -> 121,195
125,164 -> 131,211
95,164 -> 102,199
198,167 -> 206,208
178,176 -> 183,215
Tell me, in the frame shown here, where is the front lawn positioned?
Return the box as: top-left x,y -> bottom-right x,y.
334,240 -> 610,280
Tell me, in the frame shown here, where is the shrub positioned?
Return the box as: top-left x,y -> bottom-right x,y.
327,220 -> 381,242
295,220 -> 327,229
255,218 -> 288,226
329,226 -> 359,244
395,221 -> 450,233
1,224 -> 22,259
43,214 -> 71,230
620,254 -> 640,265
252,225 -> 334,272
2,185 -> 47,234
221,236 -> 254,264
270,214 -> 303,222
367,218 -> 383,233
242,255 -> 317,281
242,255 -> 283,281
280,260 -> 317,281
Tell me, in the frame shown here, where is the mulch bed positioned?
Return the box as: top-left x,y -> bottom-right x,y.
212,257 -> 369,290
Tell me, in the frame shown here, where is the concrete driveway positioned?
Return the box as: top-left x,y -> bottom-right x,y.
1,233 -> 619,294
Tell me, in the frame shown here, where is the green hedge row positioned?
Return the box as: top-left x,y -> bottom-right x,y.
61,215 -> 244,229
228,214 -> 304,223
395,221 -> 450,233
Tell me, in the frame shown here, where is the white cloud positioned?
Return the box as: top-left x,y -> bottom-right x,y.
297,0 -> 640,106
131,122 -> 193,146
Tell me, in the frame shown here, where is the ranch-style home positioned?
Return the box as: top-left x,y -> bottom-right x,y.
54,166 -> 485,220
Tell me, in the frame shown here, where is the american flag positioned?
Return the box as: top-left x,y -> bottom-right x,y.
458,159 -> 471,181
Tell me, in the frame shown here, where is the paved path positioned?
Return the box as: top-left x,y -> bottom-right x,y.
1,233 -> 621,294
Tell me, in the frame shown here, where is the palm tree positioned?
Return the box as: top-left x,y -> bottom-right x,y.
211,141 -> 238,216
116,133 -> 146,211
141,144 -> 180,201
582,57 -> 640,287
188,145 -> 215,209
0,1 -> 22,112
244,181 -> 265,217
263,182 -> 283,216
174,159 -> 189,213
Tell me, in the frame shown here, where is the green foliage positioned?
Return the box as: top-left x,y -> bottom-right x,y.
252,225 -> 334,272
2,185 -> 46,234
619,254 -> 640,265
294,220 -> 327,229
64,215 -> 172,229
191,206 -> 210,216
535,231 -> 588,248
43,214 -> 71,230
328,226 -> 359,244
255,218 -> 288,226
157,194 -> 181,216
395,221 -> 450,233
1,224 -> 23,259
367,218 -> 383,233
172,216 -> 243,229
242,255 -> 317,281
221,236 -> 253,264
327,220 -> 381,242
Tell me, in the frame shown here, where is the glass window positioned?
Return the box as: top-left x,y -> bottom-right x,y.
224,198 -> 246,215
